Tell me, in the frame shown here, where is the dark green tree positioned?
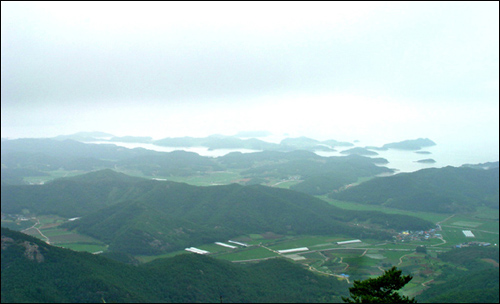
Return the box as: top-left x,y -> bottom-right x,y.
342,266 -> 417,303
416,245 -> 427,254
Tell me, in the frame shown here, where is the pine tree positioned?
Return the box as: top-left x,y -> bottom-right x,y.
342,266 -> 417,303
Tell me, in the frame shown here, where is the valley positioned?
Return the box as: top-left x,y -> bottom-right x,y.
2,136 -> 498,303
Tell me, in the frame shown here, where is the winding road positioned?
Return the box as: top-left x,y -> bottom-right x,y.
22,219 -> 50,244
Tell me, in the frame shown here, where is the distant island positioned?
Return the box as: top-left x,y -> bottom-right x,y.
49,133 -> 442,156
367,138 -> 436,151
382,138 -> 436,150
51,132 -> 351,153
53,131 -> 114,142
340,147 -> 378,156
415,158 -> 436,163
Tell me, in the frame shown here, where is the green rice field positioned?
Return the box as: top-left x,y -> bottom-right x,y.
217,246 -> 279,261
318,196 -> 451,224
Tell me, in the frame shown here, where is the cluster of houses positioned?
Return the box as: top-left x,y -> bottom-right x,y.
395,228 -> 441,242
1,213 -> 35,222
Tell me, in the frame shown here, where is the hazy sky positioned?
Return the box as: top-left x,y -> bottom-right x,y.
1,2 -> 499,150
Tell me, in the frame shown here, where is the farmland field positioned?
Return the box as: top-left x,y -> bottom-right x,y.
197,242 -> 239,254
267,235 -> 341,251
319,196 -> 451,224
3,215 -> 107,252
58,243 -> 108,253
158,171 -> 243,186
217,246 -> 279,261
438,212 -> 499,245
23,169 -> 86,184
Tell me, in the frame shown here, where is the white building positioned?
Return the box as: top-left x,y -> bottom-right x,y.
337,239 -> 362,245
185,247 -> 210,254
277,247 -> 309,254
462,230 -> 475,238
215,242 -> 237,249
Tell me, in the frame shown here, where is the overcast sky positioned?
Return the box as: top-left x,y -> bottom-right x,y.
1,2 -> 499,152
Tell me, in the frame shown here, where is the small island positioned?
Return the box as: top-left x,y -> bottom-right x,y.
415,158 -> 436,163
340,147 -> 378,156
415,151 -> 432,155
381,138 -> 436,151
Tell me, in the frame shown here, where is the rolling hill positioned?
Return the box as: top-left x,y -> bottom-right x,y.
3,170 -> 432,255
330,166 -> 499,213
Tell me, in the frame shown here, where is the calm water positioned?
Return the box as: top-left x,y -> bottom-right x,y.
316,142 -> 498,173
89,140 -> 498,174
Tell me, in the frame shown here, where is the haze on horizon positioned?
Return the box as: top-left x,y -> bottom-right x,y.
1,2 -> 499,151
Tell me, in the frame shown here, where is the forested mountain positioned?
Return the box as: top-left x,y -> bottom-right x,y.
330,166 -> 499,213
2,170 -> 432,255
1,227 -> 349,303
1,170 -> 148,217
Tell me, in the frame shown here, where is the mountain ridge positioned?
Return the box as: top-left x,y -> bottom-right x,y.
1,227 -> 349,303
2,169 -> 433,255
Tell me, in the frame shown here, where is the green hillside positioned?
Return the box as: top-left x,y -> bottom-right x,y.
1,169 -> 149,217
330,166 -> 499,213
3,170 -> 432,255
1,227 -> 348,303
241,153 -> 391,195
62,178 -> 387,255
116,150 -> 223,176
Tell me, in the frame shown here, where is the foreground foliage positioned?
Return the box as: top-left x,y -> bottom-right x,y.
342,266 -> 417,303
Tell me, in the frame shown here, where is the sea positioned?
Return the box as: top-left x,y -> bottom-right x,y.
88,138 -> 499,174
